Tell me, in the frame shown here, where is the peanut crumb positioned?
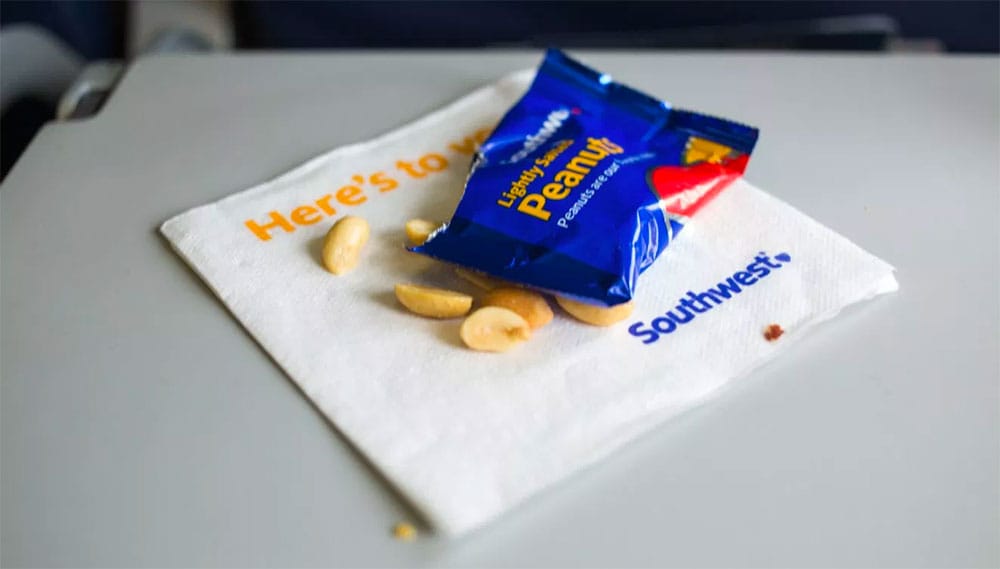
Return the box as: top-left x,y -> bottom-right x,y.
392,522 -> 417,541
763,323 -> 784,341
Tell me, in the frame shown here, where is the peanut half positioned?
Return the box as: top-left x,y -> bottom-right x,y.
404,219 -> 440,246
395,283 -> 473,319
454,267 -> 504,290
556,296 -> 634,327
322,216 -> 370,275
481,288 -> 553,330
460,307 -> 532,352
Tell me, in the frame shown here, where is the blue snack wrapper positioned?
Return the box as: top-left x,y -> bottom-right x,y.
414,49 -> 759,306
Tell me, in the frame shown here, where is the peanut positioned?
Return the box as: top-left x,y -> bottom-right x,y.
556,296 -> 634,327
404,219 -> 440,245
395,283 -> 473,319
460,307 -> 531,352
322,216 -> 370,275
454,267 -> 504,290
763,323 -> 784,341
481,288 -> 553,330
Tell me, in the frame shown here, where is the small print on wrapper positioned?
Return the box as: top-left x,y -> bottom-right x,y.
413,49 -> 759,306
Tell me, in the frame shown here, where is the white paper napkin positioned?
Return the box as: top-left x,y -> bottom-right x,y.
161,70 -> 897,536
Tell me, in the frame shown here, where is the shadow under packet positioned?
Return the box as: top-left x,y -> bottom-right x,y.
412,49 -> 760,306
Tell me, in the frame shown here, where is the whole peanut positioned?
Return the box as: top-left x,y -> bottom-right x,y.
322,216 -> 370,275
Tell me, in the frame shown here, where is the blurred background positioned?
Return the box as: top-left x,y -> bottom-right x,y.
2,0 -> 998,180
